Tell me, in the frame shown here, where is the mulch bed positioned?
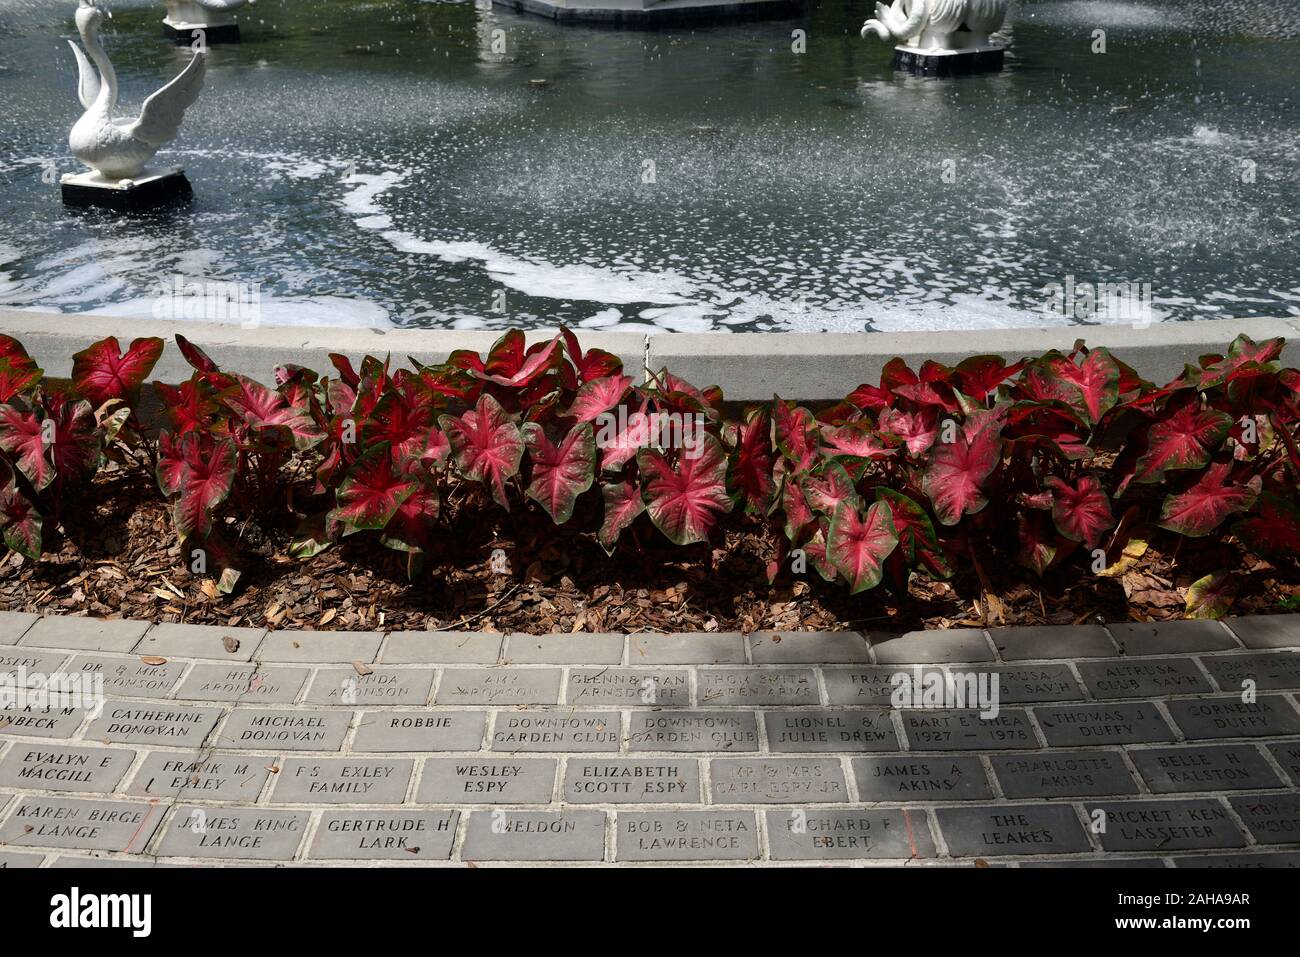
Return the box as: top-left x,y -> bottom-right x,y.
1,470 -> 1296,636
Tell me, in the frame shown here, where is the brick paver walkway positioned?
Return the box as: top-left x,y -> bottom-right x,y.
1,612 -> 1298,867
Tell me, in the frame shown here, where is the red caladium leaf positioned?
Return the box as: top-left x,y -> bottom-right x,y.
878,407 -> 938,456
1045,475 -> 1115,548
0,404 -> 53,491
362,390 -> 439,463
381,467 -> 439,554
0,480 -> 41,559
439,393 -> 525,510
46,396 -> 102,487
597,397 -> 650,472
846,381 -> 890,413
800,461 -> 861,517
172,438 -> 237,539
153,379 -> 213,434
597,479 -> 645,554
773,398 -> 818,471
156,430 -> 189,497
1231,492 -> 1300,559
1020,350 -> 1119,424
1195,335 -> 1284,390
921,418 -> 1003,526
780,472 -> 814,543
728,409 -> 776,515
877,487 -> 951,584
0,336 -> 31,362
329,353 -> 360,389
522,423 -> 596,525
827,501 -> 898,593
0,354 -> 42,404
224,375 -> 324,450
954,355 -> 1027,401
637,433 -> 733,546
175,334 -> 220,375
1158,462 -> 1261,537
330,443 -> 417,534
561,327 -> 623,383
1133,400 -> 1232,484
1185,570 -> 1236,620
1017,512 -> 1058,577
803,523 -> 839,582
821,423 -> 895,460
70,336 -> 163,409
481,337 -> 561,388
563,374 -> 632,424
882,358 -> 955,410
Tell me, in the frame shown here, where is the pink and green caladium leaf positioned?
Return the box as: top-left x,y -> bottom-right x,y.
522,422 -> 596,525
1017,511 -> 1058,577
637,433 -> 733,546
876,488 -> 946,570
878,407 -> 938,457
921,416 -> 1003,526
381,472 -> 440,555
1045,475 -> 1115,549
476,334 -> 560,388
560,326 -> 623,383
330,442 -> 417,534
156,430 -> 189,496
223,375 -> 324,450
70,336 -> 164,409
728,409 -> 776,516
780,472 -> 814,543
1194,335 -> 1285,390
439,393 -> 525,510
46,397 -> 102,487
1133,400 -> 1232,484
1023,350 -> 1121,424
0,403 -> 54,491
772,398 -> 818,472
597,478 -> 646,554
827,500 -> 899,594
1231,492 -> 1300,559
820,423 -> 895,461
1185,570 -> 1236,620
172,438 -> 238,539
0,356 -> 43,404
0,480 -> 42,559
1159,462 -> 1261,537
800,461 -> 861,517
562,374 -> 632,424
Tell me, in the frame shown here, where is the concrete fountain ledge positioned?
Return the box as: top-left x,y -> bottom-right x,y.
3,308 -> 1297,403
0,610 -> 1298,867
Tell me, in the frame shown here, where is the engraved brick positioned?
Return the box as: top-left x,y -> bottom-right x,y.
435,667 -> 561,705
126,752 -> 271,802
490,710 -> 619,752
0,744 -> 134,794
1128,744 -> 1284,793
852,756 -> 993,802
305,667 -> 434,706
86,701 -> 221,747
988,624 -> 1116,660
1225,614 -> 1300,650
1085,799 -> 1246,852
352,710 -> 487,752
989,750 -> 1139,798
563,758 -> 701,804
822,666 -> 943,706
976,664 -> 1084,703
1107,620 -> 1237,656
567,668 -> 689,706
869,629 -> 994,664
1172,851 -> 1300,868
1266,740 -> 1300,785
309,809 -> 458,861
135,622 -> 265,661
0,796 -> 163,853
381,631 -> 503,664
1076,657 -> 1212,698
709,758 -> 847,803
253,630 -> 382,664
697,668 -> 818,706
503,633 -> 624,664
747,631 -> 870,664
271,758 -> 413,804
934,804 -> 1091,856
616,810 -> 758,862
1227,793 -> 1300,845
902,709 -> 1037,750
1033,702 -> 1176,747
0,649 -> 69,679
156,806 -> 309,860
0,851 -> 44,867
629,632 -> 745,664
461,809 -> 605,861
1198,651 -> 1300,692
763,709 -> 898,752
1165,695 -> 1300,739
767,808 -> 936,860
417,757 -> 556,804
0,611 -> 38,646
0,703 -> 86,739
214,709 -> 351,751
175,663 -> 310,704
627,711 -> 759,752
19,616 -> 148,653
65,654 -> 184,698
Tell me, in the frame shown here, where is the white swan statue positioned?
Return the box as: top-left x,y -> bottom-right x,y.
67,0 -> 206,182
863,0 -> 1008,53
163,0 -> 248,38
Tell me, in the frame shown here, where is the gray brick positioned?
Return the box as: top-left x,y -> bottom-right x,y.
381,631 -> 503,664
1165,695 -> 1300,739
305,667 -> 434,706
1227,793 -> 1300,845
1128,745 -> 1285,793
461,809 -> 606,861
1108,620 -> 1237,656
65,654 -> 185,699
214,709 -> 351,751
822,665 -> 944,706
126,752 -> 271,802
1198,651 -> 1300,692
869,629 -> 994,664
1086,799 -> 1246,852
1224,614 -> 1300,650
309,810 -> 458,861
988,625 -> 1116,660
418,757 -> 556,804
503,633 -> 624,664
852,756 -> 993,802
989,751 -> 1139,798
697,668 -> 819,706
48,856 -> 173,868
0,851 -> 45,868
490,711 -> 620,752
1033,702 -> 1176,747
0,796 -> 163,852
435,667 -> 561,705
763,709 -> 899,752
709,758 -> 848,804
19,617 -> 149,653
976,664 -> 1084,704
1172,851 -> 1300,868
935,805 -> 1091,856
626,711 -> 759,753
271,758 -> 414,804
567,668 -> 689,706
1266,741 -> 1300,786
0,702 -> 86,738
0,611 -> 38,646
156,806 -> 308,860
747,631 -> 870,664
767,808 -> 936,861
352,710 -> 487,752
134,622 -> 264,661
0,744 -> 135,794
0,648 -> 68,677
901,709 -> 1037,751
254,630 -> 382,664
629,632 -> 745,664
1076,657 -> 1212,699
563,758 -> 701,804
86,701 -> 222,747
175,663 -> 310,704
616,810 -> 758,862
